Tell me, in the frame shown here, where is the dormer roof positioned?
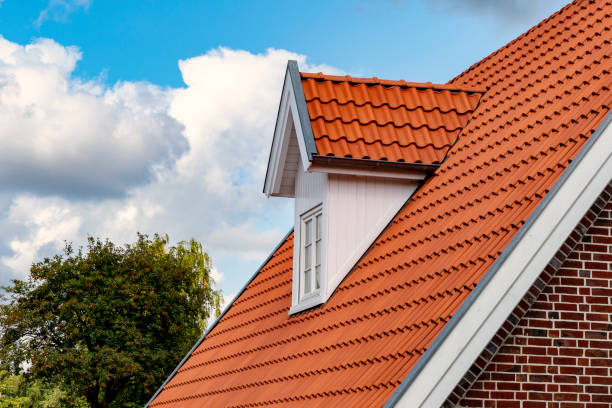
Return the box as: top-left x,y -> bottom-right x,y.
301,73 -> 484,164
264,67 -> 484,197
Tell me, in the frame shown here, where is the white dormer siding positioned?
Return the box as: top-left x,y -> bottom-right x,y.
325,174 -> 419,299
290,155 -> 421,314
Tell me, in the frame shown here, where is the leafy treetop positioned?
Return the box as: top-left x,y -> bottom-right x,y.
0,234 -> 222,408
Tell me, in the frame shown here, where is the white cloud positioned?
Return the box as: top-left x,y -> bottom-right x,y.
0,36 -> 186,198
208,223 -> 287,261
1,195 -> 81,273
0,38 -> 340,296
425,0 -> 564,22
210,267 -> 223,285
35,0 -> 91,28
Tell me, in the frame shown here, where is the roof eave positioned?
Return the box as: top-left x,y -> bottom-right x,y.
311,155 -> 440,175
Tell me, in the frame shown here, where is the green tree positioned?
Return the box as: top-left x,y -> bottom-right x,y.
0,370 -> 88,408
0,234 -> 222,408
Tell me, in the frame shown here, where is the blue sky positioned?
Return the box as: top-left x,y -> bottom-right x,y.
0,0 -> 569,308
1,0 -> 568,86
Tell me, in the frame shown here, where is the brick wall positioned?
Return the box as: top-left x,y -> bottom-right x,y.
454,187 -> 612,407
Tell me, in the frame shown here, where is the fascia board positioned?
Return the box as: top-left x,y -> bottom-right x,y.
386,111 -> 612,408
145,229 -> 294,407
263,60 -> 316,195
308,164 -> 427,181
263,66 -> 290,196
287,60 -> 317,162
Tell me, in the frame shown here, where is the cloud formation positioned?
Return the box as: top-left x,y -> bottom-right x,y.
0,36 -> 186,198
425,0 -> 561,21
35,0 -> 91,27
0,38 -> 340,297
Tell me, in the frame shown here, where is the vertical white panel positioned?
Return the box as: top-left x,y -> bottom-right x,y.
325,174 -> 419,296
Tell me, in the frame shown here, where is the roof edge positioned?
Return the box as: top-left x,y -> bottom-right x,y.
385,109 -> 612,407
262,62 -> 292,195
301,72 -> 486,94
288,61 -> 317,160
311,155 -> 440,174
145,228 -> 294,407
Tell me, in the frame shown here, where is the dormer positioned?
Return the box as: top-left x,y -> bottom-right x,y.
264,61 -> 483,314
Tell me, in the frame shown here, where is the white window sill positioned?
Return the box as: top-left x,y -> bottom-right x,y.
289,294 -> 324,315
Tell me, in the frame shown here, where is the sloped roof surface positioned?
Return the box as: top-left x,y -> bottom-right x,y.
301,73 -> 483,163
149,1 -> 612,406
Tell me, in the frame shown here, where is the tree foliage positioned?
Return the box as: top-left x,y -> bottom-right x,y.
0,234 -> 222,408
0,370 -> 87,408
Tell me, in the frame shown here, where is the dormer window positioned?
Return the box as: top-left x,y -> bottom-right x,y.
300,205 -> 323,300
263,61 -> 482,315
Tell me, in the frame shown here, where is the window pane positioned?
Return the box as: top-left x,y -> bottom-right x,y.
315,240 -> 321,266
305,220 -> 312,245
304,269 -> 312,294
315,265 -> 320,290
316,214 -> 322,240
305,245 -> 312,269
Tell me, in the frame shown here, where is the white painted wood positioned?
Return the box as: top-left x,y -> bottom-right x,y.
325,174 -> 418,299
392,117 -> 612,407
309,163 -> 427,181
264,70 -> 310,197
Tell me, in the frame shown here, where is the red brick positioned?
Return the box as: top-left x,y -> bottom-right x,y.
522,402 -> 546,408
585,385 -> 609,394
496,401 -> 520,408
584,367 -> 607,376
554,393 -> 577,401
558,347 -> 583,357
553,375 -> 577,383
528,392 -> 553,400
489,391 -> 515,399
591,376 -> 612,385
592,394 -> 612,403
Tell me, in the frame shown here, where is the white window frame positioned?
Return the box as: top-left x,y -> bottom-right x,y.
299,204 -> 323,302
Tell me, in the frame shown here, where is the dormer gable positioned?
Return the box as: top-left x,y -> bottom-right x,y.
264,61 -> 484,313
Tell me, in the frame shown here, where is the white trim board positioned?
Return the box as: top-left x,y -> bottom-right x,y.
387,112 -> 612,408
308,163 -> 427,181
264,61 -> 312,197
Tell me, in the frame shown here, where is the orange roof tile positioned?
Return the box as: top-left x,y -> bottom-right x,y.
301,73 -> 483,164
149,1 -> 612,406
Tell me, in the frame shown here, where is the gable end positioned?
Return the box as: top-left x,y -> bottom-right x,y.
452,184 -> 612,406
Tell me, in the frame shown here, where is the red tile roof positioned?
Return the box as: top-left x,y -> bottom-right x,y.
149,1 -> 612,406
301,73 -> 483,164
